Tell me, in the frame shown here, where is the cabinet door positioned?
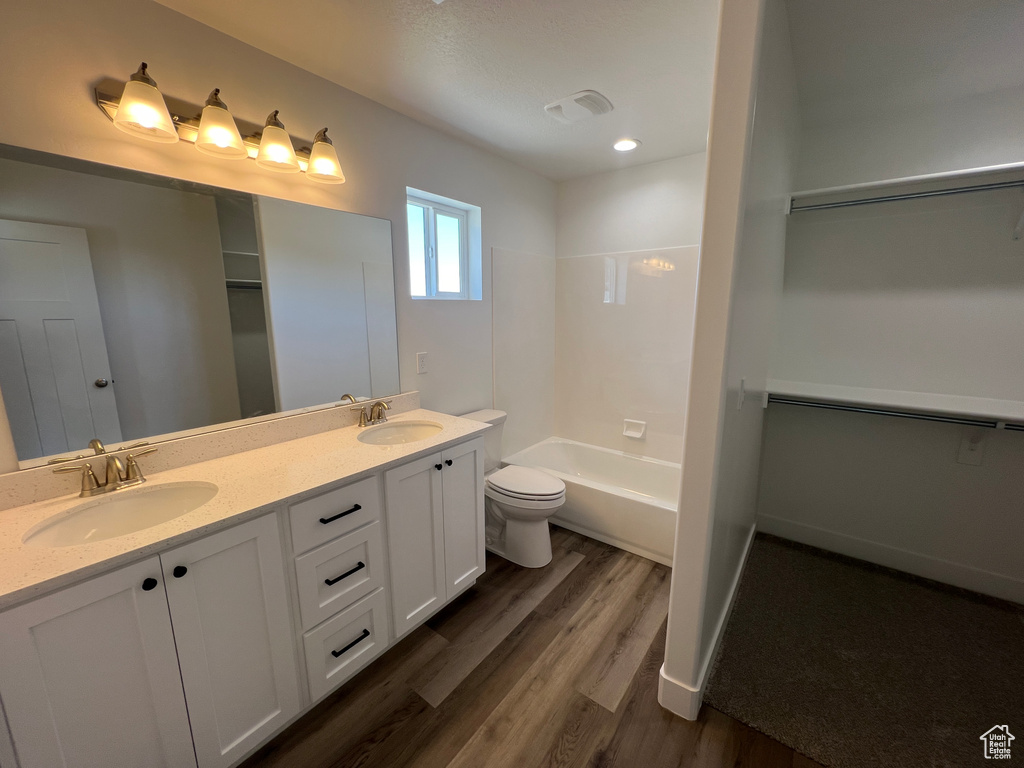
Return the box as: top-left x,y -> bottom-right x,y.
162,513 -> 301,768
385,452 -> 446,638
0,558 -> 196,768
441,438 -> 486,596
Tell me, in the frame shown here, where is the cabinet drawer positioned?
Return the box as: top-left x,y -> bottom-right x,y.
290,476 -> 381,554
295,522 -> 385,631
302,589 -> 389,702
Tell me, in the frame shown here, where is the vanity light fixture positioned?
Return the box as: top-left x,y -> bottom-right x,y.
613,138 -> 641,152
111,63 -> 178,144
255,110 -> 301,173
96,70 -> 346,183
305,128 -> 346,184
194,89 -> 247,159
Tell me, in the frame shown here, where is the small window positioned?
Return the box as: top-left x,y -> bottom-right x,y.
407,192 -> 474,300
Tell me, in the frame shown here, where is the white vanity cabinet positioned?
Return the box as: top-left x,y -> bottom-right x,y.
385,437 -> 485,637
160,512 -> 302,768
0,511 -> 300,768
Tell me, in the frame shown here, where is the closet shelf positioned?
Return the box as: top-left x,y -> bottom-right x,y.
766,379 -> 1024,425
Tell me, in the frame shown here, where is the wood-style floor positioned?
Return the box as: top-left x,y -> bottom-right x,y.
243,528 -> 823,768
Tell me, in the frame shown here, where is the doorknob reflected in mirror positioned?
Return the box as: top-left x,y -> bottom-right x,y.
94,378 -> 109,388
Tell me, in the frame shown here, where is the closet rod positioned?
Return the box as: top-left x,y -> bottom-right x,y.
766,395 -> 1000,428
790,178 -> 1024,213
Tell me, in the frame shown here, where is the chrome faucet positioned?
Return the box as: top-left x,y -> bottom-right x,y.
52,439 -> 159,498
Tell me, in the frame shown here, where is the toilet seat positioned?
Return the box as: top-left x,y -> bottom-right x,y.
486,465 -> 564,500
485,484 -> 565,510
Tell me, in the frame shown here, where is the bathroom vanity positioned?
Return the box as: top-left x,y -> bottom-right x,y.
0,410 -> 487,768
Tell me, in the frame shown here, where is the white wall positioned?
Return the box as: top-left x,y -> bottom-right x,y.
758,405 -> 1024,603
551,154 -> 706,461
660,0 -> 799,720
491,248 -> 556,456
0,0 -> 555,424
771,187 -> 1024,408
797,82 -> 1024,192
556,154 -> 707,259
0,157 -> 241,441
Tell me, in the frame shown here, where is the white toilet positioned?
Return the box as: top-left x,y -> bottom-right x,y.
462,410 -> 566,568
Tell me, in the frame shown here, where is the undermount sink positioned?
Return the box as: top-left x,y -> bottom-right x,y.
24,481 -> 219,548
357,420 -> 443,445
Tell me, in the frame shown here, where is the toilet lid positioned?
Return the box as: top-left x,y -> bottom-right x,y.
487,465 -> 565,498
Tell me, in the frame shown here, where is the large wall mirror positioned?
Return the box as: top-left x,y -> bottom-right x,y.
0,145 -> 399,467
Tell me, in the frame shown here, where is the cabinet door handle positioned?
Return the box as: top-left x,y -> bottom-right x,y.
173,566 -> 188,578
445,459 -> 453,466
331,628 -> 370,658
435,463 -> 443,471
324,561 -> 365,586
319,503 -> 361,524
142,577 -> 158,591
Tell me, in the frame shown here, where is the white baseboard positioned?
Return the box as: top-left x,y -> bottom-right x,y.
757,515 -> 1024,605
658,522 -> 756,720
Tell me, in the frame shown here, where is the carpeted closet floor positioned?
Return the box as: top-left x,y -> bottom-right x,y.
704,534 -> 1024,768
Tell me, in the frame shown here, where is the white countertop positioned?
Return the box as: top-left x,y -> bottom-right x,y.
0,410 -> 488,610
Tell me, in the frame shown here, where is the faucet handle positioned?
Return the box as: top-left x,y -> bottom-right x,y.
47,453 -> 88,465
53,462 -> 101,494
125,447 -> 158,482
117,441 -> 149,452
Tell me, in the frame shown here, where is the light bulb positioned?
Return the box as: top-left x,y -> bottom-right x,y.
195,89 -> 247,159
306,128 -> 346,184
256,111 -> 300,173
613,138 -> 641,152
112,63 -> 178,143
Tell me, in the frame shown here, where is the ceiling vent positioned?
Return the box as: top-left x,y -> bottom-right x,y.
544,90 -> 614,124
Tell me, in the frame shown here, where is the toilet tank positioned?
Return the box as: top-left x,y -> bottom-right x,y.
460,409 -> 506,473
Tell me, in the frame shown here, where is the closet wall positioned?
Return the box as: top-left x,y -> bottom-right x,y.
759,136 -> 1024,604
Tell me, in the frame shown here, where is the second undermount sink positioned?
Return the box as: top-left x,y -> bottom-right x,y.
24,481 -> 219,548
357,420 -> 443,445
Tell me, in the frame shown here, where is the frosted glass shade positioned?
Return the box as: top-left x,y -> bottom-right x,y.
113,79 -> 178,143
256,124 -> 300,173
306,138 -> 346,184
196,105 -> 247,159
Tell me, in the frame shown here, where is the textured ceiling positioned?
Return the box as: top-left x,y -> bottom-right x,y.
787,0 -> 1024,126
153,0 -> 719,181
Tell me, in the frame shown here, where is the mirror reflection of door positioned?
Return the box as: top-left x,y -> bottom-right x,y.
0,219 -> 122,460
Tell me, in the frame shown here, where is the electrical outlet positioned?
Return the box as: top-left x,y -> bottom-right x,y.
416,352 -> 428,374
957,429 -> 985,466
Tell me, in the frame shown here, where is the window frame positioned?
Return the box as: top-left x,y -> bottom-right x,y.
407,194 -> 470,300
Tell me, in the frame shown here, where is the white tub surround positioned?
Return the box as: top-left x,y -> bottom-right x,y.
0,408 -> 485,609
504,437 -> 680,565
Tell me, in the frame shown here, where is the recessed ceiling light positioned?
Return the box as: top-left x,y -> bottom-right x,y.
613,138 -> 641,152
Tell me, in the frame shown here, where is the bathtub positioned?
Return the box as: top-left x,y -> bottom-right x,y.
503,437 -> 680,566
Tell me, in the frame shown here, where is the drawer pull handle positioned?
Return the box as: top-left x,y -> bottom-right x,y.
319,503 -> 362,524
325,561 -> 366,586
331,628 -> 370,658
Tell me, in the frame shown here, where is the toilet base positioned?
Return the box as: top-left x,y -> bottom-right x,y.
486,517 -> 552,568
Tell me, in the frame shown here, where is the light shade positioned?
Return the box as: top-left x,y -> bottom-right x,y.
613,138 -> 641,152
306,128 -> 346,184
195,89 -> 247,159
255,111 -> 300,173
112,63 -> 178,144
